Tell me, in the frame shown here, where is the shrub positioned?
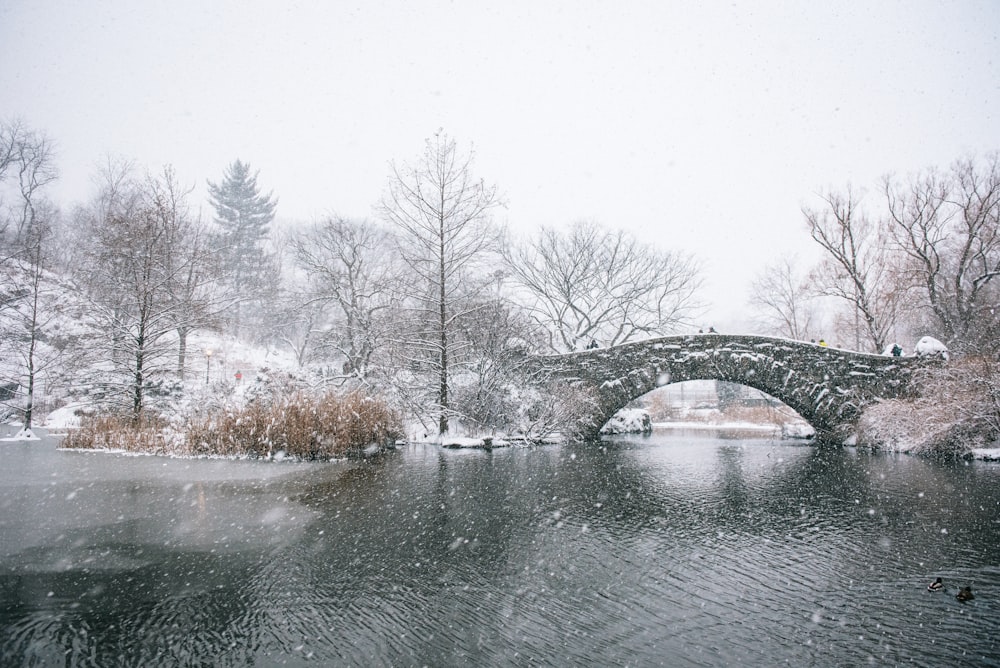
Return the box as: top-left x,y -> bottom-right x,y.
856,355 -> 1000,456
509,381 -> 600,441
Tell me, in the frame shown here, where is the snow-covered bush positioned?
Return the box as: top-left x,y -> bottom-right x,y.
240,367 -> 313,406
857,355 -> 1000,456
506,381 -> 600,442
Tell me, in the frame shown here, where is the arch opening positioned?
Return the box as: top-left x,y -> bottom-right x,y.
599,380 -> 815,440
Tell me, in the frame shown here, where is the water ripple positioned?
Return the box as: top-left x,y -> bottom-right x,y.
2,435 -> 999,666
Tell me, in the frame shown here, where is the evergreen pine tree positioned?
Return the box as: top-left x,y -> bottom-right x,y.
206,159 -> 278,338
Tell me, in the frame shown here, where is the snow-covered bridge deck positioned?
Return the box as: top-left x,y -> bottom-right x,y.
528,334 -> 928,443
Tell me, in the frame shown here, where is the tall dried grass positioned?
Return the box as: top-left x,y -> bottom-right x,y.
186,391 -> 402,459
61,413 -> 176,453
63,391 -> 402,460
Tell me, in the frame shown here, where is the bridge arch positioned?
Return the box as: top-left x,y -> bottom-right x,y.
528,334 -> 925,443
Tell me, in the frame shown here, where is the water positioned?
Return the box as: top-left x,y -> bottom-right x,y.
2,428 -> 998,666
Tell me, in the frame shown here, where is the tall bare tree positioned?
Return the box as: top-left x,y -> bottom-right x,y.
1,119 -> 58,249
150,170 -> 223,378
78,162 -> 206,419
0,119 -> 64,430
1,208 -> 75,431
169,220 -> 221,377
0,203 -> 67,431
803,187 -> 902,352
505,220 -> 701,352
884,153 -> 1000,351
378,132 -> 502,435
292,215 -> 402,379
748,257 -> 817,340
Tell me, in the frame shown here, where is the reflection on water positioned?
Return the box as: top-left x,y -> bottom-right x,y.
1,430 -> 998,666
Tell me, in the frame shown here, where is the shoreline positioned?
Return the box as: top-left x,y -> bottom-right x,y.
6,422 -> 998,462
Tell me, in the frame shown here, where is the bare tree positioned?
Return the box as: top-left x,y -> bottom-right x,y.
449,272 -> 548,434
748,257 -> 817,340
170,220 -> 222,376
13,214 -> 48,431
505,220 -> 701,352
1,121 -> 32,211
0,119 -> 66,431
803,187 -> 902,352
292,215 -> 403,380
378,132 -> 502,435
0,121 -> 17,179
1,119 -> 58,250
0,202 -> 86,431
884,153 -> 1000,351
273,295 -> 330,368
150,171 -> 224,378
77,162 -> 206,419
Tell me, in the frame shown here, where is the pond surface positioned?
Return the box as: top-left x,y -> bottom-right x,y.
2,427 -> 999,666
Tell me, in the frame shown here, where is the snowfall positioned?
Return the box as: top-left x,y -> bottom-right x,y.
2,333 -> 999,461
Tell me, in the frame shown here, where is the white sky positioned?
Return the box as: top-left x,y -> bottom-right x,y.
2,0 -> 998,330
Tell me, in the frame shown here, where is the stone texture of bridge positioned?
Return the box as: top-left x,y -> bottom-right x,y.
529,334 -> 926,443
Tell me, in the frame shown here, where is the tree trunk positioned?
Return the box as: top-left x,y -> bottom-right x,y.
23,265 -> 40,431
177,327 -> 188,378
438,217 -> 448,435
133,330 -> 145,423
24,348 -> 35,431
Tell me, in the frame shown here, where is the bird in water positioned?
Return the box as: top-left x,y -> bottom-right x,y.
956,586 -> 975,601
927,577 -> 944,592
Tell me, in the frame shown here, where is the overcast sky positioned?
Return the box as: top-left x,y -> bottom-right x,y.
3,0 -> 998,330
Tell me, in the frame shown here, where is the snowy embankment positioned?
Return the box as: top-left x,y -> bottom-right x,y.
427,432 -> 563,449
972,447 -> 1000,461
652,420 -> 816,439
0,403 -> 86,442
0,424 -> 43,441
0,427 -> 41,441
856,336 -> 1000,460
652,420 -> 776,432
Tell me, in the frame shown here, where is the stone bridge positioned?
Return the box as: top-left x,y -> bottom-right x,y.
528,334 -> 928,443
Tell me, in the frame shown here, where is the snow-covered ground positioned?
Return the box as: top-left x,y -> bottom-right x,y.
971,447 -> 1000,461
652,420 -> 779,432
0,425 -> 41,441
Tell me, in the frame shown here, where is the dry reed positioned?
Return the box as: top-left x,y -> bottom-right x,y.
63,391 -> 402,460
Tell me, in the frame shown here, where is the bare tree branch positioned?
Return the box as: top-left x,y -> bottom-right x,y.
377,131 -> 503,434
505,220 -> 702,352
